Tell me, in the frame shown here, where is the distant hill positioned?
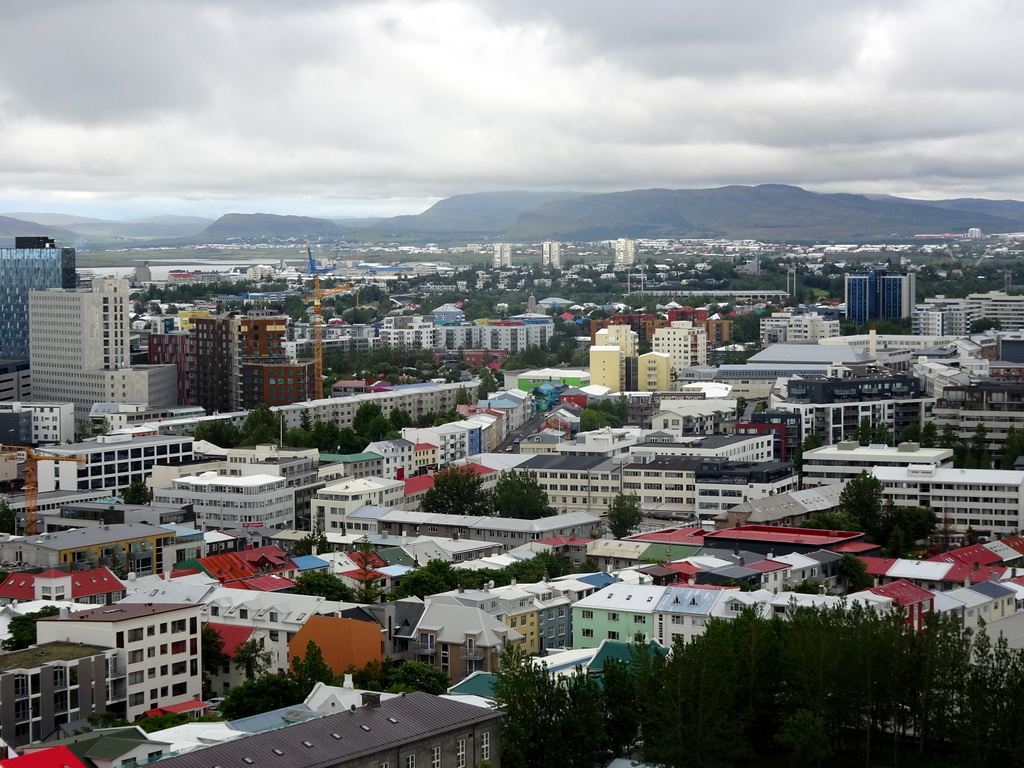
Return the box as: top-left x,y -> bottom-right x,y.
190,213 -> 349,241
0,215 -> 78,246
865,195 -> 1024,227
502,185 -> 1024,241
356,191 -> 582,240
3,212 -> 213,240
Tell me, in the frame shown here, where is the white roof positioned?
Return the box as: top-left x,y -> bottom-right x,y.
885,559 -> 952,581
174,472 -> 284,488
322,476 -> 403,493
772,553 -> 818,570
872,465 -> 1024,485
573,583 -> 667,612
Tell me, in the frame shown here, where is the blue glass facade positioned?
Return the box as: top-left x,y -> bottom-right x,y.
0,247 -> 76,358
845,269 -> 913,326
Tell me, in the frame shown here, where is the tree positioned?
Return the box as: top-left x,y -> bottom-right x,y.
872,421 -> 892,446
292,640 -> 335,693
477,368 -> 499,400
608,492 -> 643,539
122,479 -> 152,505
219,674 -> 305,720
240,402 -> 283,445
365,415 -> 394,442
455,387 -> 470,406
2,605 -> 61,651
839,552 -> 874,592
421,465 -> 494,517
389,408 -> 413,431
899,421 -> 921,444
0,500 -> 17,535
839,470 -> 885,542
394,559 -> 459,599
969,423 -> 991,469
292,571 -> 354,602
1003,426 -> 1024,469
855,417 -> 873,446
353,402 -> 383,436
795,427 -> 822,472
192,419 -> 241,449
801,511 -> 860,532
886,524 -> 908,558
735,397 -> 747,420
351,538 -> 385,604
388,661 -> 451,695
292,530 -> 328,557
234,638 -> 274,680
300,408 -> 313,431
201,625 -> 230,694
920,420 -> 938,449
971,317 -> 1002,333
492,471 -> 555,519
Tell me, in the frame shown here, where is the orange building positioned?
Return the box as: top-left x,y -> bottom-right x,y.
288,615 -> 383,675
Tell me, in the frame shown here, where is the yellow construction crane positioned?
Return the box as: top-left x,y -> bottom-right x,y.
301,267 -> 352,398
0,446 -> 84,535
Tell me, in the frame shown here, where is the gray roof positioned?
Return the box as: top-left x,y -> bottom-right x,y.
158,692 -> 500,768
716,484 -> 844,524
968,580 -> 1016,600
520,455 -> 619,472
746,344 -> 873,365
10,523 -> 173,550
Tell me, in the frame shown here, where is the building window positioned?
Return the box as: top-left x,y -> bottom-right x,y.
581,609 -> 593,619
405,755 -> 415,768
608,612 -> 620,622
608,631 -> 620,640
432,746 -> 441,768
582,628 -> 594,638
481,732 -> 490,761
457,739 -> 466,768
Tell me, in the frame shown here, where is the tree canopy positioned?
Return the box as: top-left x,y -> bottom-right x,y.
421,465 -> 493,516
608,492 -> 643,539
492,471 -> 555,519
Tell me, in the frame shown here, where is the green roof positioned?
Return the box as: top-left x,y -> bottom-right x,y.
41,727 -> 164,762
0,641 -> 110,673
448,671 -> 497,698
319,452 -> 383,462
588,640 -> 666,675
377,546 -> 415,567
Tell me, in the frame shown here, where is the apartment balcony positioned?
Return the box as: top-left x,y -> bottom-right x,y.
416,643 -> 436,655
458,646 -> 485,660
107,680 -> 127,702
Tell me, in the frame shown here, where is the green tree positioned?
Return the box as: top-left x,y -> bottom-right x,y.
292,571 -> 354,602
292,640 -> 335,693
855,417 -> 873,446
608,492 -> 643,539
122,479 -> 152,505
240,403 -> 283,445
839,552 -> 874,592
455,387 -> 470,406
292,530 -> 328,557
775,708 -> 833,767
201,625 -> 230,694
219,675 -> 305,719
389,408 -> 413,431
1003,426 -> 1024,469
795,426 -> 822,472
969,422 -> 991,469
421,465 -> 494,516
234,638 -> 274,680
801,511 -> 860,532
300,408 -> 313,431
872,421 -> 892,446
492,471 -> 555,519
899,421 -> 921,444
336,427 -> 367,454
839,470 -> 885,541
0,500 -> 17,535
886,524 -> 908,558
1,605 -> 61,651
352,538 -> 385,604
353,402 -> 383,436
735,397 -> 747,419
920,420 -> 938,448
364,415 -> 395,442
394,559 -> 459,599
388,661 -> 451,695
971,317 -> 1002,333
192,419 -> 241,448
477,368 -> 499,400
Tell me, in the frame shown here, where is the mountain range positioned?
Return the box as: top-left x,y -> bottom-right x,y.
5,185 -> 1024,246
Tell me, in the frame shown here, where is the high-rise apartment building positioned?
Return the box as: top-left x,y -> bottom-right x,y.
541,241 -> 561,269
492,243 -> 512,268
652,321 -> 709,376
844,269 -> 916,326
192,314 -> 315,414
613,238 -> 636,267
29,279 -> 177,420
0,237 -> 76,359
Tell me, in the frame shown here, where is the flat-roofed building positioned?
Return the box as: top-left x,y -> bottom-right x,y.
802,441 -> 954,488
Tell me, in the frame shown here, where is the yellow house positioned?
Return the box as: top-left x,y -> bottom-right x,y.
638,351 -> 671,392
413,442 -> 438,473
589,346 -> 624,392
496,587 -> 542,655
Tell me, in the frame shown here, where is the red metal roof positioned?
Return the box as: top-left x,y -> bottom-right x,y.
627,527 -> 706,544
236,546 -> 294,573
231,574 -> 297,592
927,544 -> 1001,568
413,443 -> 437,451
940,562 -> 1005,584
0,746 -> 88,768
869,579 -> 934,606
196,553 -> 256,583
744,559 -> 790,573
207,622 -> 255,657
0,573 -> 34,600
703,525 -> 862,547
832,541 -> 879,553
0,566 -> 123,601
145,698 -> 209,717
68,567 -> 123,597
859,556 -> 898,576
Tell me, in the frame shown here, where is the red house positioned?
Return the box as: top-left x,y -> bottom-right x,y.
867,579 -> 935,631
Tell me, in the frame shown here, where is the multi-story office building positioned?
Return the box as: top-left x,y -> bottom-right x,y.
36,602 -> 203,722
29,279 -> 176,420
0,523 -> 179,574
0,237 -> 76,360
541,240 -> 561,269
154,472 -> 295,531
912,301 -> 973,336
917,291 -> 1024,332
0,401 -> 74,445
0,358 -> 31,403
931,382 -> 1024,454
760,311 -> 840,345
492,243 -> 512,268
844,269 -> 916,326
801,441 -> 954,488
147,319 -> 194,406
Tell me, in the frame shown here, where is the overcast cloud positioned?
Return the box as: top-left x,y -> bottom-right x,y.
1,0 -> 1022,219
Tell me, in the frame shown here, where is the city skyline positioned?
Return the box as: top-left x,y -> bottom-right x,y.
1,2 -> 1022,220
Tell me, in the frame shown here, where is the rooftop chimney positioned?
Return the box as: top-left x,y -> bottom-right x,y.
361,692 -> 381,708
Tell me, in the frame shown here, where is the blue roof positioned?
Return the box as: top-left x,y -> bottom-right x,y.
447,671 -> 497,698
968,580 -> 1015,599
160,523 -> 204,539
292,555 -> 329,571
228,703 -> 320,733
571,572 -> 616,589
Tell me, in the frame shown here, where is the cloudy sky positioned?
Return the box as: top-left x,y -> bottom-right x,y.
1,0 -> 1022,220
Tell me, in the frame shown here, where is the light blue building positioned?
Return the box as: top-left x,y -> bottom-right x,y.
0,238 -> 76,358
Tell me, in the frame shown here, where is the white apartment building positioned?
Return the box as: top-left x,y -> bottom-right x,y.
402,424 -> 470,465
0,401 -> 74,445
314,476 -> 405,532
36,433 -> 195,493
760,312 -> 840,345
541,241 -> 561,269
652,321 -> 709,374
630,434 -> 775,464
36,602 -> 203,722
917,291 -> 1024,331
802,441 -> 954,488
366,438 -> 416,480
913,302 -> 973,336
872,464 -> 1024,539
379,316 -> 440,349
153,472 -> 294,531
613,238 -> 636,267
493,243 -> 512,268
29,279 -> 177,420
